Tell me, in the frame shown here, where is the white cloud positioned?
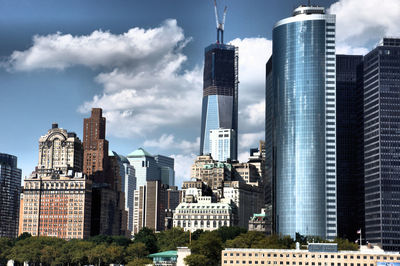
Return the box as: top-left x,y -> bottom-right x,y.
238,151 -> 250,163
239,131 -> 264,150
144,134 -> 199,153
329,0 -> 400,55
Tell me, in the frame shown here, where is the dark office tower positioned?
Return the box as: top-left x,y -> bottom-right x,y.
336,55 -> 365,241
199,18 -> 238,161
363,38 -> 400,251
0,153 -> 22,238
83,108 -> 109,182
268,6 -> 337,239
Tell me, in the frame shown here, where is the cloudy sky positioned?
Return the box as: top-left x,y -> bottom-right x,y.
1,0 -> 399,187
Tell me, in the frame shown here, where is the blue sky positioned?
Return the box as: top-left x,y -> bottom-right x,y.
1,0 -> 399,186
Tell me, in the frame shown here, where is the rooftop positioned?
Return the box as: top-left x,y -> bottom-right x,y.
293,6 -> 325,16
148,250 -> 178,258
127,147 -> 153,158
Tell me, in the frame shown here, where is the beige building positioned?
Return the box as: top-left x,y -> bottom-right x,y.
37,123 -> 83,178
173,196 -> 235,232
222,245 -> 400,266
19,174 -> 92,239
190,155 -> 232,190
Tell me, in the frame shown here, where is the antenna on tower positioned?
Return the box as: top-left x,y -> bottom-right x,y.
214,0 -> 227,44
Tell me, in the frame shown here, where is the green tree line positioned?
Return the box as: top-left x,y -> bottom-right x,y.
0,228 -> 357,266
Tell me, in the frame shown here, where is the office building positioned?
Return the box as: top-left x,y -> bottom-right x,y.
0,153 -> 22,238
248,208 -> 272,235
127,148 -> 160,188
37,123 -> 83,177
363,38 -> 400,251
199,39 -> 238,160
20,125 -> 91,239
267,5 -> 337,239
20,173 -> 92,239
222,244 -> 400,266
83,108 -> 126,236
336,55 -> 365,241
209,128 -> 236,162
155,155 -> 175,186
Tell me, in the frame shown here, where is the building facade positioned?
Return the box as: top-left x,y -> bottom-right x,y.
209,128 -> 235,162
37,123 -> 83,178
20,174 -> 92,239
248,208 -> 272,235
173,196 -> 235,232
200,42 -> 238,161
0,153 -> 22,238
363,38 -> 400,251
127,148 -> 160,189
268,5 -> 337,239
222,245 -> 400,266
155,155 -> 175,186
336,55 -> 365,241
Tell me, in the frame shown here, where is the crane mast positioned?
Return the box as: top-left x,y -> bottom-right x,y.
214,0 -> 227,44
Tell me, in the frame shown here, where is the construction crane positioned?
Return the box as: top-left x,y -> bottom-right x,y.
214,0 -> 227,44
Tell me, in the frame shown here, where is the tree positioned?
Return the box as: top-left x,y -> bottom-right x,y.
335,238 -> 358,251
125,242 -> 149,262
126,257 -> 153,266
191,229 -> 204,241
87,243 -> 108,266
157,227 -> 189,251
105,244 -> 125,265
189,231 -> 223,266
225,231 -> 266,248
216,226 -> 247,243
184,254 -> 211,266
0,238 -> 13,266
39,238 -> 66,266
133,227 -> 158,254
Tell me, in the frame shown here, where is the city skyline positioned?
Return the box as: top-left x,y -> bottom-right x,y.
1,0 -> 399,187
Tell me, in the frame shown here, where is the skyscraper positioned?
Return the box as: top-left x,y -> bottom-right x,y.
199,35 -> 238,160
363,38 -> 400,251
0,153 -> 22,238
267,5 -> 337,239
209,128 -> 235,162
154,155 -> 175,186
127,148 -> 161,188
336,55 -> 365,241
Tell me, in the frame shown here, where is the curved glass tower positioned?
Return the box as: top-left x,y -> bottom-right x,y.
200,43 -> 238,161
268,6 -> 337,239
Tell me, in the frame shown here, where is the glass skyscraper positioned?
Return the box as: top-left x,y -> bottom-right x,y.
0,153 -> 22,238
336,55 -> 365,241
267,6 -> 337,239
200,43 -> 238,161
363,38 -> 400,251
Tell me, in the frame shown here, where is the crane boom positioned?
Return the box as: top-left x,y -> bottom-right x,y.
214,0 -> 219,29
222,6 -> 227,30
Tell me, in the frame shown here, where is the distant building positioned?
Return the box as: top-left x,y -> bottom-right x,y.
362,38 -> 400,251
209,128 -> 235,162
20,123 -> 92,239
127,148 -> 161,188
173,196 -> 235,232
190,154 -> 232,190
20,173 -> 92,239
155,155 -> 175,186
222,245 -> 400,266
133,181 -> 179,234
0,153 -> 22,238
336,54 -> 365,242
248,208 -> 272,235
37,123 -> 83,178
223,181 -> 263,228
83,108 -> 126,236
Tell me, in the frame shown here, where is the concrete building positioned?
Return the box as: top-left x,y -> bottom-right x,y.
190,154 -> 232,190
222,244 -> 400,266
267,5 -> 337,239
127,148 -> 161,189
37,123 -> 83,178
223,181 -> 263,228
173,196 -> 235,232
248,208 -> 272,235
19,173 -> 92,239
133,181 -> 179,234
209,128 -> 236,162
362,38 -> 400,251
0,153 -> 22,238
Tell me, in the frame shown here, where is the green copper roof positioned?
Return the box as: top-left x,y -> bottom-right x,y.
148,250 -> 178,258
127,147 -> 153,158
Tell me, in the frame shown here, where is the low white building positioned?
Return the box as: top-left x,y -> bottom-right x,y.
173,196 -> 235,232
